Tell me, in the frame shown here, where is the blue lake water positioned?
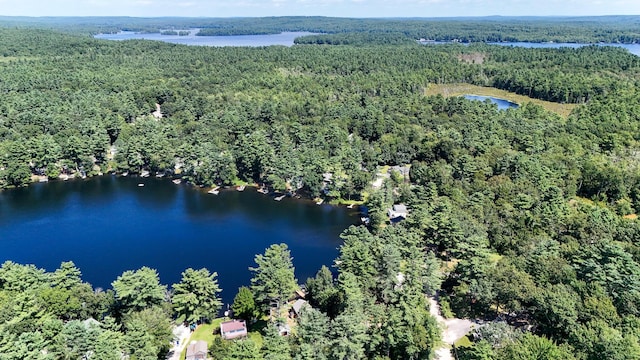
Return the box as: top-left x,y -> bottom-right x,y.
419,40 -> 640,56
488,42 -> 640,56
94,31 -> 316,47
463,94 -> 519,110
0,176 -> 358,304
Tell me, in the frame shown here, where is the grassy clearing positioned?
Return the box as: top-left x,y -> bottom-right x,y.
179,319 -> 224,360
454,335 -> 473,348
425,83 -> 578,118
179,318 -> 264,359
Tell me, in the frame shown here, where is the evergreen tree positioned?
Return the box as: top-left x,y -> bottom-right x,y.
250,244 -> 298,313
172,268 -> 222,323
111,267 -> 166,314
231,287 -> 258,322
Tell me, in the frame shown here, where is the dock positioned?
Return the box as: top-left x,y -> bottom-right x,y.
274,194 -> 286,201
316,198 -> 324,205
257,188 -> 269,194
173,179 -> 181,184
237,185 -> 246,191
208,186 -> 220,195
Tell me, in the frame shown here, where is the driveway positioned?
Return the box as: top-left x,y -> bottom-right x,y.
165,324 -> 191,360
428,296 -> 474,360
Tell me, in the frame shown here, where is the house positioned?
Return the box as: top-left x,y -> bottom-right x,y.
388,204 -> 409,221
278,323 -> 291,336
293,287 -> 307,300
289,299 -> 309,318
220,320 -> 247,340
185,340 -> 207,360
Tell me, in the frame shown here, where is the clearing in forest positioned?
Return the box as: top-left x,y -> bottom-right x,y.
425,83 -> 578,118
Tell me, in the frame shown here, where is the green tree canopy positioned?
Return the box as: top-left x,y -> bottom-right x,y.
171,267 -> 222,323
250,244 -> 298,313
111,267 -> 166,314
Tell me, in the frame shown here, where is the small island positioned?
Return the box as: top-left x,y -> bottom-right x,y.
160,30 -> 191,36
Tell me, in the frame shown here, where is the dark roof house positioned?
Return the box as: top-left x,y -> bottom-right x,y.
290,299 -> 309,318
185,340 -> 207,360
220,320 -> 248,340
388,204 -> 408,221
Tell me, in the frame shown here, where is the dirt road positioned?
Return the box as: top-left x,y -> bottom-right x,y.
428,296 -> 473,360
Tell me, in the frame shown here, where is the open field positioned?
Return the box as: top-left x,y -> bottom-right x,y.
425,83 -> 579,118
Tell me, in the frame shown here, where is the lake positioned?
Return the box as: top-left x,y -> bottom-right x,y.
419,39 -> 640,56
488,42 -> 640,56
94,31 -> 316,47
0,176 -> 358,305
463,94 -> 519,110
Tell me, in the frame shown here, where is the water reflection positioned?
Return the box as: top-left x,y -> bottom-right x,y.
0,176 -> 357,303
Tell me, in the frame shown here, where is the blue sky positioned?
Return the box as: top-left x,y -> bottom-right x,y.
1,0 -> 640,17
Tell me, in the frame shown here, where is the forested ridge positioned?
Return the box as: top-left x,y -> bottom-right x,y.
3,15 -> 640,43
1,25 -> 640,359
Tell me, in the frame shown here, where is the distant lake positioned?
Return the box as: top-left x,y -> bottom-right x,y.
418,39 -> 640,56
0,176 -> 358,305
488,42 -> 640,56
94,31 -> 316,47
464,94 -> 519,110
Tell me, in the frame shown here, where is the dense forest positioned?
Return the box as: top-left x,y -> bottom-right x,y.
2,15 -> 640,43
1,17 -> 640,359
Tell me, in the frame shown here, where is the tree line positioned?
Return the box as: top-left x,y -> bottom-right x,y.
2,16 -> 640,43
0,24 -> 639,359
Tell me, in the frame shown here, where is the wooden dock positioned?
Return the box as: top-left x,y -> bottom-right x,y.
274,194 -> 286,201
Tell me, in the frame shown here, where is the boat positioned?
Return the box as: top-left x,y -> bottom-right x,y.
172,179 -> 181,184
257,187 -> 269,194
274,194 -> 286,201
140,170 -> 150,178
138,183 -> 144,187
208,186 -> 220,195
237,185 -> 246,191
122,172 -> 128,177
316,198 -> 324,205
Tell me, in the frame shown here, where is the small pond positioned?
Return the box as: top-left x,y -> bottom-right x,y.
463,94 -> 519,110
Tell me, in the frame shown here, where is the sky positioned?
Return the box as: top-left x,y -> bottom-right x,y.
1,0 -> 639,18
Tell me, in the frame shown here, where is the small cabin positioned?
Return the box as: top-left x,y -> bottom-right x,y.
220,320 -> 248,340
289,299 -> 309,319
185,340 -> 208,360
388,204 -> 408,221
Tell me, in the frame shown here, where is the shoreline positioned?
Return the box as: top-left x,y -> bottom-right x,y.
21,171 -> 362,210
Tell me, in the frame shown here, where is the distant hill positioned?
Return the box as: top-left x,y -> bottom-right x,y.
0,15 -> 639,43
